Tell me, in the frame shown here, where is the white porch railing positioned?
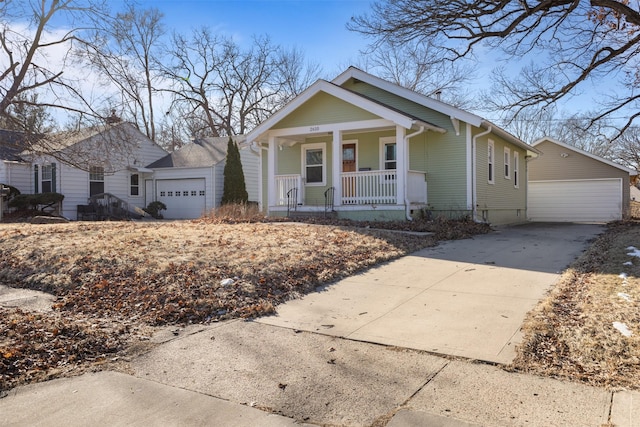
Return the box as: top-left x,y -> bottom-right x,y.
341,170 -> 397,205
274,170 -> 426,207
275,174 -> 302,206
407,170 -> 427,204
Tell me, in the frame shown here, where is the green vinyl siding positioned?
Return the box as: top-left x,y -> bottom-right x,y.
422,131 -> 468,211
474,130 -> 527,223
273,92 -> 379,129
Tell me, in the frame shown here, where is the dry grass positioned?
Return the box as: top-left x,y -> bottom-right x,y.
513,221 -> 640,389
0,216 -> 488,392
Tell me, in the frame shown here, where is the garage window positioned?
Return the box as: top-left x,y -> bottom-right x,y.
504,147 -> 511,179
488,140 -> 495,184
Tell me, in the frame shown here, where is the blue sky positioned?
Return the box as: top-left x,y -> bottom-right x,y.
129,0 -> 374,77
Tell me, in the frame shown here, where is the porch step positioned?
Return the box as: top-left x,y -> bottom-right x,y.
287,210 -> 337,219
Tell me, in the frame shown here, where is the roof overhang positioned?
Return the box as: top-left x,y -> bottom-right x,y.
482,120 -> 541,157
246,79 -> 446,143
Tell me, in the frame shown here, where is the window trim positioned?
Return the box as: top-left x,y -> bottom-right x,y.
301,142 -> 326,186
379,136 -> 397,171
129,173 -> 140,197
89,165 -> 105,196
488,139 -> 495,184
41,164 -> 53,193
504,146 -> 511,179
513,151 -> 519,188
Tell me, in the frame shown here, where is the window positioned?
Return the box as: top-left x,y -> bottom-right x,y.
89,166 -> 105,196
191,190 -> 197,196
513,152 -> 519,188
302,143 -> 325,186
160,191 -> 166,197
130,173 -> 140,196
380,137 -> 397,170
183,191 -> 189,196
41,164 -> 53,193
504,147 -> 511,179
199,190 -> 205,196
488,140 -> 495,184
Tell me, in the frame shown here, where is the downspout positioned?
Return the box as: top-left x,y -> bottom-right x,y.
404,125 -> 426,220
472,126 -> 492,223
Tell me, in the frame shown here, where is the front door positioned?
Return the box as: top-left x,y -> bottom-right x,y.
342,143 -> 356,202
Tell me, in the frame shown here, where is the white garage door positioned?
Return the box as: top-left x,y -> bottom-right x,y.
528,179 -> 622,222
156,179 -> 206,219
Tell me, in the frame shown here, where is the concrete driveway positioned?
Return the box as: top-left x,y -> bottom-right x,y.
258,223 -> 604,364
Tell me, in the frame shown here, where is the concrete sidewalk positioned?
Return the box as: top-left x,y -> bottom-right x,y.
258,223 -> 603,364
2,320 -> 638,426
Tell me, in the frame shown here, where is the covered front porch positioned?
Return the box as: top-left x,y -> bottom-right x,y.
263,120 -> 440,219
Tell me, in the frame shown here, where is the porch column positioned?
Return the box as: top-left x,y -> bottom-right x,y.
267,135 -> 276,211
332,130 -> 342,207
396,126 -> 406,205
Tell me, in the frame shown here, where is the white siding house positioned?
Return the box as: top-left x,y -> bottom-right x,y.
147,136 -> 260,219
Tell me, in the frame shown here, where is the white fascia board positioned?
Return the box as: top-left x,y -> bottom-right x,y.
332,66 -> 483,127
246,79 -> 445,143
533,136 -> 637,175
482,120 -> 540,156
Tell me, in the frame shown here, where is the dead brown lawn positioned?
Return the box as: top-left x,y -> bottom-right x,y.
0,217 -> 487,392
513,221 -> 640,390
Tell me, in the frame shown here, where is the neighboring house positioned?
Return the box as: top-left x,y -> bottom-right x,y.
146,136 -> 259,219
0,129 -> 31,193
528,137 -> 637,222
245,66 -> 538,225
4,122 -> 168,220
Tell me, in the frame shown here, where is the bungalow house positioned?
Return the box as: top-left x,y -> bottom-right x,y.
146,136 -> 260,219
6,122 -> 168,220
245,67 -> 539,225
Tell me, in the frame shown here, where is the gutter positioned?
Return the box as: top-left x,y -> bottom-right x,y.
404,125 -> 426,221
472,126 -> 492,223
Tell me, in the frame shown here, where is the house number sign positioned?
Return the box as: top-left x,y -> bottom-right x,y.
309,126 -> 320,132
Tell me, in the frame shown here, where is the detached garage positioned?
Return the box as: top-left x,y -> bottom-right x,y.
528,138 -> 636,222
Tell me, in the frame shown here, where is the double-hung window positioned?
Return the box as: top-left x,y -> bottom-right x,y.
380,137 -> 397,181
302,143 -> 325,186
513,152 -> 520,188
89,166 -> 105,196
504,147 -> 511,179
130,173 -> 140,196
488,139 -> 495,184
41,164 -> 53,193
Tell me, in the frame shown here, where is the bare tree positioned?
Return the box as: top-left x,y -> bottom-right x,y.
162,28 -> 320,137
614,126 -> 640,171
355,38 -> 477,108
80,1 -> 165,141
349,0 -> 640,140
0,0 -> 108,136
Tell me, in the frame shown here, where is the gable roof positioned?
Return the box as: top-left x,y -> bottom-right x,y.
247,66 -> 537,155
246,78 -> 446,142
147,136 -> 245,168
332,66 -> 484,127
333,67 -> 538,154
533,137 -> 637,175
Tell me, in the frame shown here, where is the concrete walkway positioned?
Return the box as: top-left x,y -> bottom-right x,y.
2,223 -> 640,426
258,223 -> 603,363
